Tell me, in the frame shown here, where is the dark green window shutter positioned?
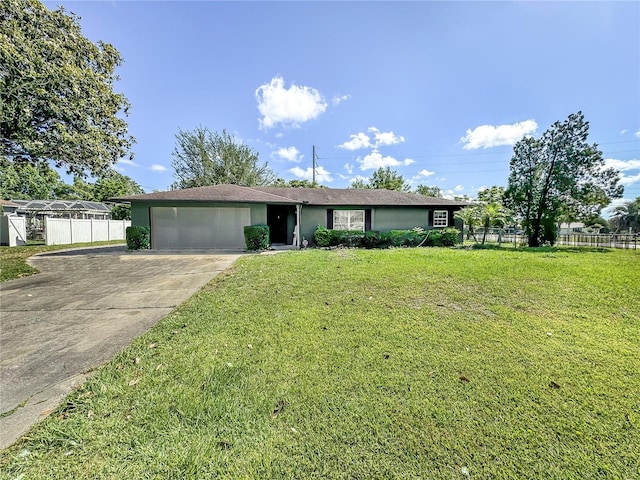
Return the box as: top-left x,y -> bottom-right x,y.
365,209 -> 372,231
327,209 -> 333,229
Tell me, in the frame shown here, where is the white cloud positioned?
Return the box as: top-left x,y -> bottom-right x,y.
454,184 -> 464,192
344,163 -> 354,174
442,190 -> 455,200
603,159 -> 640,187
273,146 -> 303,163
461,119 -> 538,149
289,166 -> 333,183
358,150 -> 414,170
255,76 -> 327,130
620,129 -> 627,135
604,158 -> 640,172
417,169 -> 435,177
636,130 -> 640,139
619,172 -> 640,185
339,132 -> 372,150
117,158 -> 138,167
339,126 -> 406,150
150,164 -> 167,172
332,94 -> 351,106
369,126 -> 405,146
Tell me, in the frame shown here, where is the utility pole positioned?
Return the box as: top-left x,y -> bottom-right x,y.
312,145 -> 316,184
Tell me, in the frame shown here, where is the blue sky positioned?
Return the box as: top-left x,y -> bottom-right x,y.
45,1 -> 640,207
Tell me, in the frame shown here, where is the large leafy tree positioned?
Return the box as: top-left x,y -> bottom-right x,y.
0,0 -> 134,176
504,112 -> 622,247
272,178 -> 326,188
415,185 -> 443,197
171,127 -> 275,189
350,167 -> 410,191
92,170 -> 144,202
0,156 -> 67,199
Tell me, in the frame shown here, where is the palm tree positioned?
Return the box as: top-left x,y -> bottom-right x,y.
611,197 -> 640,233
455,206 -> 481,243
479,203 -> 511,245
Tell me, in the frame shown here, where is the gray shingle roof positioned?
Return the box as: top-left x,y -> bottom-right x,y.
254,187 -> 468,206
117,184 -> 468,207
116,185 -> 296,204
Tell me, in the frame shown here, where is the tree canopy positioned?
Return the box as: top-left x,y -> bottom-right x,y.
350,167 -> 410,191
0,156 -> 66,199
91,170 -> 144,202
272,178 -> 327,188
0,0 -> 134,176
504,112 -> 622,247
171,127 -> 275,189
0,156 -> 142,204
415,185 -> 443,198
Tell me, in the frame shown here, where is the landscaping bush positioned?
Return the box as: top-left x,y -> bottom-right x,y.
427,227 -> 460,246
388,229 -> 427,247
314,226 -> 332,247
315,227 -> 368,247
126,226 -> 150,250
313,226 -> 460,249
244,225 -> 270,251
362,230 -> 390,249
331,230 -> 365,247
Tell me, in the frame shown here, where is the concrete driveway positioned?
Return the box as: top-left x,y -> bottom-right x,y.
0,245 -> 242,450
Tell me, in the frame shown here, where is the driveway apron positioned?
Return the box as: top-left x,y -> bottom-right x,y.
0,245 -> 242,450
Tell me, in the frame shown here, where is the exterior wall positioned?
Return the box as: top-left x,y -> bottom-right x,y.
298,205 -> 327,245
373,207 -> 429,231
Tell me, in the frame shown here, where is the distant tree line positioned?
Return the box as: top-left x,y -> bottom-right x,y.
0,158 -> 143,219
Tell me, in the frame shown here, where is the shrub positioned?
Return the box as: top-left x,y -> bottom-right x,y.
314,227 -> 368,247
331,230 -> 365,247
244,225 -> 270,251
313,226 -> 460,249
427,227 -> 460,247
388,229 -> 427,247
126,226 -> 150,250
314,226 -> 332,247
362,231 -> 381,249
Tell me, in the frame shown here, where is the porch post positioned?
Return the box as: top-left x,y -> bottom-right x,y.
295,204 -> 301,248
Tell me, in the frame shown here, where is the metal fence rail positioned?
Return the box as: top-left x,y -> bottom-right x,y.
468,229 -> 638,250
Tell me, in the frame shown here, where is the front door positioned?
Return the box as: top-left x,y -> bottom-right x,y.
267,205 -> 290,244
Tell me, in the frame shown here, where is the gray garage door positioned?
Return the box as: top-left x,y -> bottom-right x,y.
150,207 -> 250,249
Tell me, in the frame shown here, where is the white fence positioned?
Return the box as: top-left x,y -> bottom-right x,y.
44,217 -> 130,246
0,216 -> 28,247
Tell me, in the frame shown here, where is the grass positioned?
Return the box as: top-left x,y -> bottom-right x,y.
0,240 -> 125,282
1,247 -> 638,479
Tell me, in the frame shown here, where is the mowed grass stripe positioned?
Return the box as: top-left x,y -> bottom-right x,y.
1,247 -> 638,479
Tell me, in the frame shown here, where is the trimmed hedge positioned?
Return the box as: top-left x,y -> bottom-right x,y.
126,226 -> 150,250
244,225 -> 270,251
313,226 -> 460,249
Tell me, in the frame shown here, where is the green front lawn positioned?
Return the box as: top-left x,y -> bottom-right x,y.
1,247 -> 638,478
0,241 -> 125,282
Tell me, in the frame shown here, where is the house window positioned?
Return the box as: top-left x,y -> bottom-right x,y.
433,210 -> 448,227
333,210 -> 365,231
